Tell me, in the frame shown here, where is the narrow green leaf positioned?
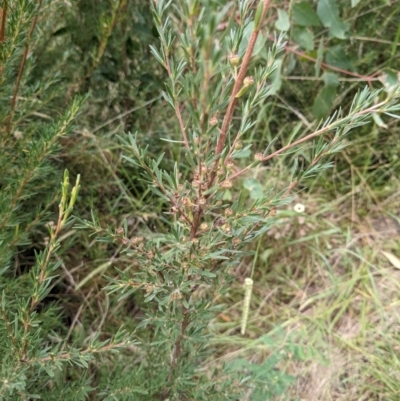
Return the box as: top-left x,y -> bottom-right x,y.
191,267 -> 217,277
372,113 -> 388,129
325,45 -> 353,71
315,38 -> 324,77
312,85 -> 337,119
269,59 -> 283,95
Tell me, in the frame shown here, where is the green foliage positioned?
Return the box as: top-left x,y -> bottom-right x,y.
80,0 -> 399,399
0,0 -> 155,399
0,0 -> 399,400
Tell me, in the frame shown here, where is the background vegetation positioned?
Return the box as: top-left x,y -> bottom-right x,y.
0,0 -> 399,399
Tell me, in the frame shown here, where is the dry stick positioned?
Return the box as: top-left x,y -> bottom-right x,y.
6,0 -> 43,134
0,0 -> 7,43
227,98 -> 390,182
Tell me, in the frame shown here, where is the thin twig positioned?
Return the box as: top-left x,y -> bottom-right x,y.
284,43 -> 379,83
215,0 -> 272,157
227,99 -> 390,181
163,55 -> 189,149
190,0 -> 272,240
206,0 -> 272,193
6,0 -> 43,133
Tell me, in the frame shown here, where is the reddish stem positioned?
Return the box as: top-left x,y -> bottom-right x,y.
0,0 -> 7,43
6,0 -> 43,133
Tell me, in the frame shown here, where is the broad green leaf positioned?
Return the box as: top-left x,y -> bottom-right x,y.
351,0 -> 361,6
243,178 -> 263,199
292,2 -> 320,27
378,68 -> 399,94
275,9 -> 290,31
286,53 -> 297,74
322,72 -> 339,87
293,26 -> 314,51
325,45 -> 353,71
317,0 -> 347,39
312,85 -> 337,119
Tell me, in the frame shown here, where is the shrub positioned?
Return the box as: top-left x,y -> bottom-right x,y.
1,0 -> 399,400
77,0 -> 400,399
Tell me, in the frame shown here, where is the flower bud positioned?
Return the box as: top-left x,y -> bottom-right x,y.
145,283 -> 154,293
209,116 -> 218,126
243,76 -> 254,86
226,160 -> 235,169
232,237 -> 241,246
229,53 -> 240,67
221,180 -> 232,189
235,76 -> 254,98
199,197 -> 206,206
225,207 -> 233,216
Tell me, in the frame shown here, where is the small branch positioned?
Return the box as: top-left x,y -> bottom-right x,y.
169,306 -> 189,380
228,99 -> 389,181
188,1 -> 272,241
74,0 -> 127,94
26,341 -> 130,364
162,301 -> 190,398
6,0 -> 43,133
163,57 -> 189,149
214,0 -> 272,158
206,0 -> 272,192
